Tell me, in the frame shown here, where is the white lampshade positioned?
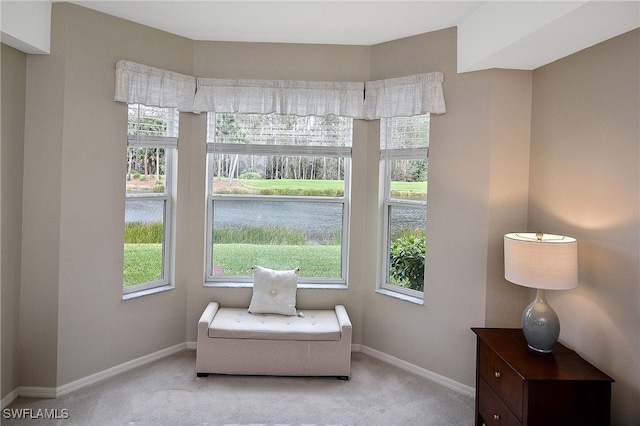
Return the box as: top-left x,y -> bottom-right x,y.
504,232 -> 578,290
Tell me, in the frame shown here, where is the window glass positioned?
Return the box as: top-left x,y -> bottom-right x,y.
206,113 -> 351,285
388,159 -> 427,202
126,147 -> 168,194
209,154 -> 346,196
381,115 -> 429,296
124,104 -> 176,294
124,198 -> 166,285
211,199 -> 343,278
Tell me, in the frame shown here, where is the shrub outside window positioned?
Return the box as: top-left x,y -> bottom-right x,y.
205,113 -> 352,287
124,104 -> 177,295
380,115 -> 429,299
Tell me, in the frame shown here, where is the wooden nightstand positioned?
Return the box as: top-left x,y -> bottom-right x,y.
471,328 -> 614,426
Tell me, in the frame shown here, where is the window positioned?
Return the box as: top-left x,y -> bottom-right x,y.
206,113 -> 352,287
380,115 -> 429,299
124,104 -> 178,295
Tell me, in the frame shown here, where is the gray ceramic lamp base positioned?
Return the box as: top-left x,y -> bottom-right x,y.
521,289 -> 560,353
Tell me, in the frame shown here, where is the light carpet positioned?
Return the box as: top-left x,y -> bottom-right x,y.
4,351 -> 474,426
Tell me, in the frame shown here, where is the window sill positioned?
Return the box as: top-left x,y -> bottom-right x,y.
204,281 -> 348,290
375,288 -> 424,305
123,284 -> 174,300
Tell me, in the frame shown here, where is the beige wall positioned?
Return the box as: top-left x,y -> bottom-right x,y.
19,3 -> 193,387
484,69 -> 533,325
362,29 -> 531,386
6,2 -> 638,423
529,29 -> 640,425
1,44 -> 26,401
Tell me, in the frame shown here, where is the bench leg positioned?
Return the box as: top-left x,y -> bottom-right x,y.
338,376 -> 350,381
196,372 -> 209,378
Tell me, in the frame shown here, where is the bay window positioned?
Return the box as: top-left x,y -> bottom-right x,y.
114,61 -> 447,298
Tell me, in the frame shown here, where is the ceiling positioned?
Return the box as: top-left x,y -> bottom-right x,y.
11,1 -> 640,72
65,1 -> 482,46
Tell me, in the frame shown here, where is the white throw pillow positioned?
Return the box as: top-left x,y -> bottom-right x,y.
248,266 -> 298,316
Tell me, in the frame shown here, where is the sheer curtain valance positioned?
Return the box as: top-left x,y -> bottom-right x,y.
114,61 -> 446,118
114,60 -> 196,112
363,72 -> 446,119
192,78 -> 365,117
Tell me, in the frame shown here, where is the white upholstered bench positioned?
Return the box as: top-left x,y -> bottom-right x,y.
196,302 -> 352,379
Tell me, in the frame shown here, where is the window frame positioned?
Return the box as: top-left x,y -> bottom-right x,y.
123,104 -> 177,297
204,112 -> 352,288
378,115 -> 429,302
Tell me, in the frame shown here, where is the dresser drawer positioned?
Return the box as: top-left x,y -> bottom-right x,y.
478,340 -> 524,420
478,377 -> 521,426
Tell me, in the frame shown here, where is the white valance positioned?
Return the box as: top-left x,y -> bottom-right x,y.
114,61 -> 447,118
114,60 -> 196,112
363,72 -> 446,119
192,78 -> 365,117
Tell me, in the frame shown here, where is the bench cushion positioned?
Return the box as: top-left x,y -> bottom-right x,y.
208,308 -> 341,341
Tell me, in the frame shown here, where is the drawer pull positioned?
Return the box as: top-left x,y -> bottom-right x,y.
494,371 -> 501,378
493,414 -> 501,421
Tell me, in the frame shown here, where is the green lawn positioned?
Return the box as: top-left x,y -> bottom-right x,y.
124,243 -> 342,286
240,178 -> 344,191
123,242 -> 420,289
212,244 -> 341,277
123,244 -> 163,286
390,181 -> 427,191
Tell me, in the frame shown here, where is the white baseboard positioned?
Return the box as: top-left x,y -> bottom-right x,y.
13,343 -> 187,402
358,345 -> 476,399
1,388 -> 20,410
3,341 -> 474,407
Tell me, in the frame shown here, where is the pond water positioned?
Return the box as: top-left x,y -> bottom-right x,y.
125,200 -> 165,223
212,200 -> 342,242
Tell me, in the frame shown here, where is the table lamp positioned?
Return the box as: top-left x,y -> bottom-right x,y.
504,232 -> 578,353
